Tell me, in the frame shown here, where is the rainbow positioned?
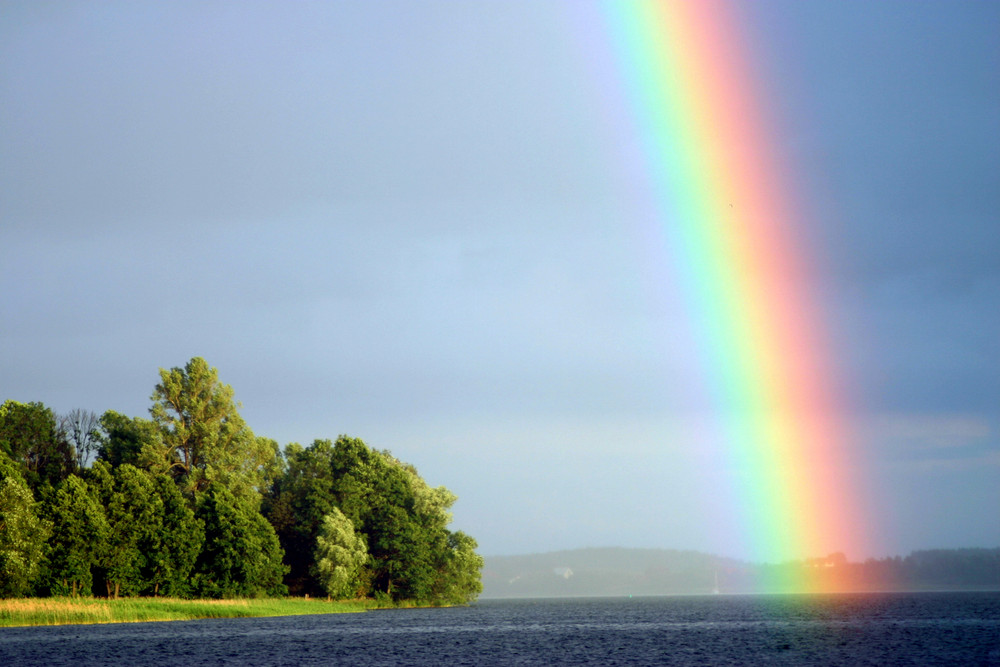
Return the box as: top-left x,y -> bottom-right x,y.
594,0 -> 867,578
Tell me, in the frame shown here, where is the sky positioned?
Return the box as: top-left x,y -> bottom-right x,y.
2,1 -> 997,562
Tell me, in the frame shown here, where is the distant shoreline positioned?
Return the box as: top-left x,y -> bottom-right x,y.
482,547 -> 1000,598
478,586 -> 1000,601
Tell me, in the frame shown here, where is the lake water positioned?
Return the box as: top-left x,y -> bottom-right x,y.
2,592 -> 998,665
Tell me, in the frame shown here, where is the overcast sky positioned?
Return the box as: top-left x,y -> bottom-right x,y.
2,1 -> 997,561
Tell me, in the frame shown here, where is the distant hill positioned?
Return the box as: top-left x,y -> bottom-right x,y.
481,547 -> 1000,598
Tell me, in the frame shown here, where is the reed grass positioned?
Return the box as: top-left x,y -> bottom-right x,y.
0,597 -> 378,627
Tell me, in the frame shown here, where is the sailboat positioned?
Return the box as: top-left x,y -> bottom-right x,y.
712,571 -> 720,595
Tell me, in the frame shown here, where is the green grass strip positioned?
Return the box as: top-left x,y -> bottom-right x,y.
0,597 -> 379,627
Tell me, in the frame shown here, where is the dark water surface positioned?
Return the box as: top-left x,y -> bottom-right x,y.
2,592 -> 998,665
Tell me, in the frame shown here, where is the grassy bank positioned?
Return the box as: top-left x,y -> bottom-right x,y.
0,597 -> 380,627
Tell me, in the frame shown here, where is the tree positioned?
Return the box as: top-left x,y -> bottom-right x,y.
361,467 -> 434,600
94,410 -> 162,469
314,508 -> 368,599
0,449 -> 24,486
327,436 -> 474,602
0,400 -> 75,491
148,357 -> 276,498
59,409 -> 99,469
147,474 -> 203,597
42,475 -> 109,596
265,440 -> 340,595
194,483 -> 287,598
431,531 -> 484,604
0,452 -> 50,597
266,434 -> 484,603
89,462 -> 164,598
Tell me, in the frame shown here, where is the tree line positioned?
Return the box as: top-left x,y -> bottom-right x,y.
0,357 -> 483,603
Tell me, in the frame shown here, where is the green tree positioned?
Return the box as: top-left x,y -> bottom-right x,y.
432,531 -> 484,604
328,436 -> 467,602
94,410 -> 162,469
43,475 -> 109,596
148,473 -> 204,597
314,508 -> 368,599
362,467 -> 434,600
148,357 -> 276,498
89,462 -> 164,598
0,400 -> 75,491
0,452 -> 51,597
268,434 -> 483,603
194,483 -> 287,598
265,440 -> 339,595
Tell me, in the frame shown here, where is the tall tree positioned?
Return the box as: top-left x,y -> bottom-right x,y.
148,357 -> 276,498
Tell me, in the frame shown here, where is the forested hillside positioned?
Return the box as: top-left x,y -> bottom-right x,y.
0,357 -> 482,604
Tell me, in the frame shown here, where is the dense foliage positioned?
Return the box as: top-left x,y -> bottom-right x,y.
266,436 -> 483,603
0,359 -> 483,604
